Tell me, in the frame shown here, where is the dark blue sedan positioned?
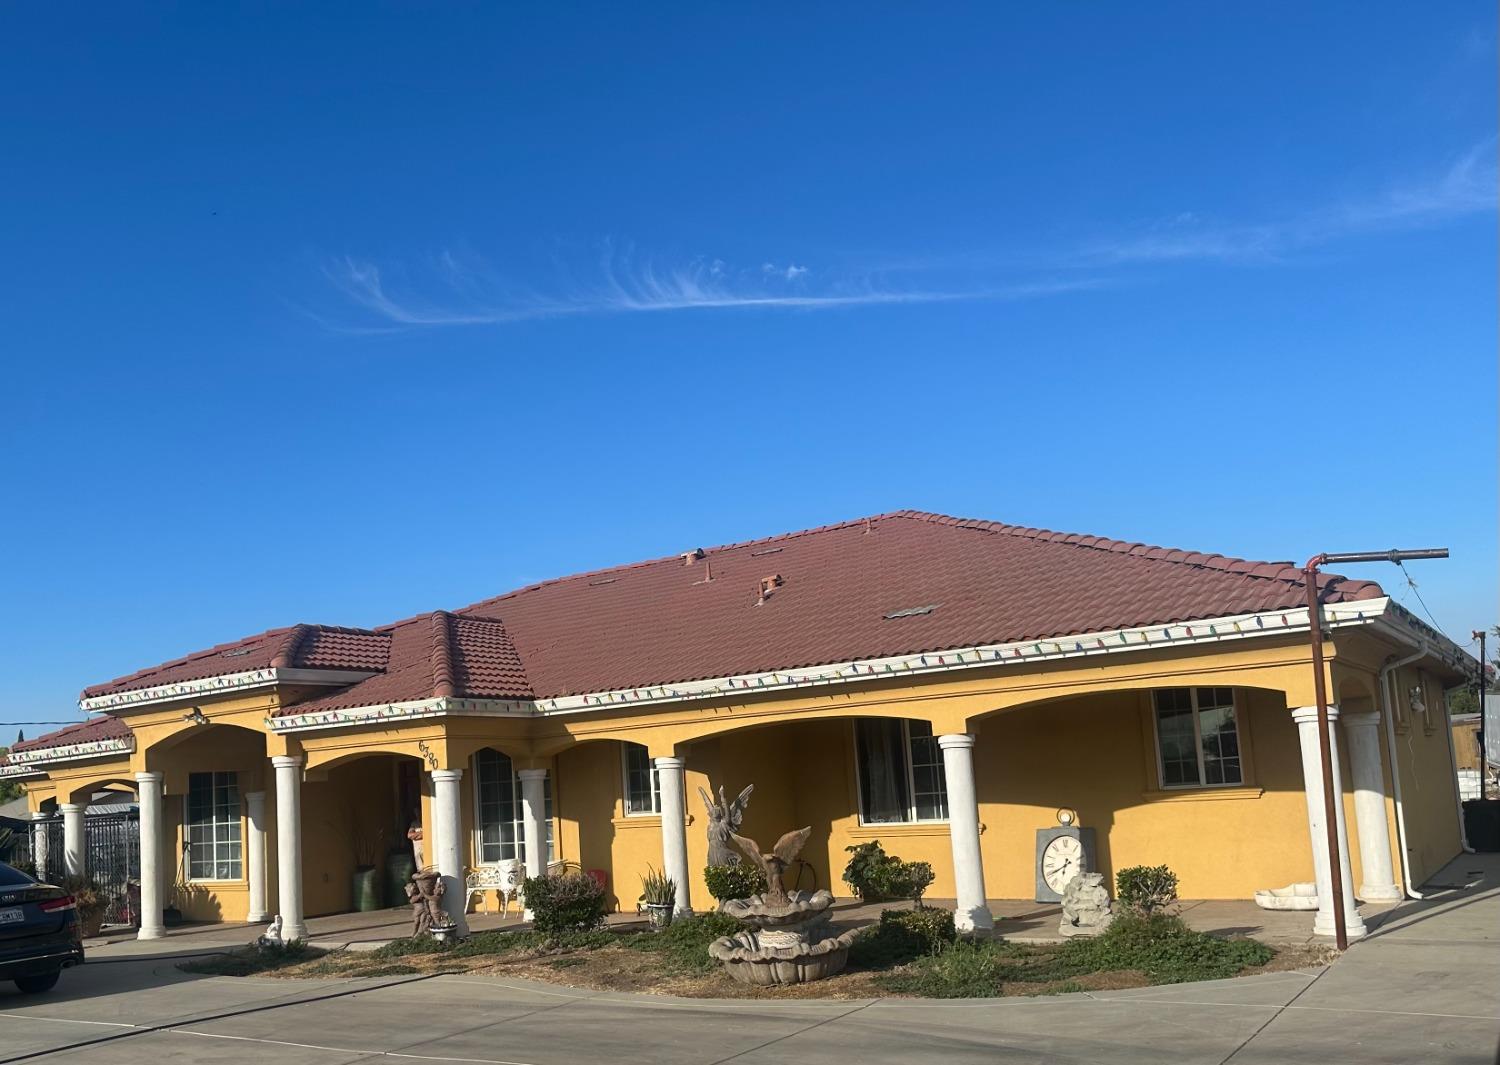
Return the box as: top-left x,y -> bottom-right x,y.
0,862 -> 85,993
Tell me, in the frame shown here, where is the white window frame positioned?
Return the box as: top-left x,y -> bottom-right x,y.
183,771 -> 242,882
1152,687 -> 1244,790
470,749 -> 553,867
852,719 -> 949,826
620,742 -> 661,817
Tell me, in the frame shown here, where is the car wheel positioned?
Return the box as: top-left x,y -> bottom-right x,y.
14,971 -> 61,994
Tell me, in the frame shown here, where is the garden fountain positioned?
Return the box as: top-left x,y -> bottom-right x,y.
708,826 -> 858,985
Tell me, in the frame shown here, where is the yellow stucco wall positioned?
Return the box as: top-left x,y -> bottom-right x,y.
17,624 -> 1471,921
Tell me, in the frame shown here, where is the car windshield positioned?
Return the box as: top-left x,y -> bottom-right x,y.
0,862 -> 37,886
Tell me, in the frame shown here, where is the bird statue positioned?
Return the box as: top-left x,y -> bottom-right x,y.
730,826 -> 812,906
700,783 -> 755,867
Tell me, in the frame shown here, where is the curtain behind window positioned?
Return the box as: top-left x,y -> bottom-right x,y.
856,718 -> 910,823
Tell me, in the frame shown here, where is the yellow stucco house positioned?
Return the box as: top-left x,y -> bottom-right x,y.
1,511 -> 1475,941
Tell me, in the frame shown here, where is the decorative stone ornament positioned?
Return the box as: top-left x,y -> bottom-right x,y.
405,868 -> 453,938
709,826 -> 858,985
1035,825 -> 1097,902
699,783 -> 755,867
1253,882 -> 1319,911
1058,872 -> 1115,938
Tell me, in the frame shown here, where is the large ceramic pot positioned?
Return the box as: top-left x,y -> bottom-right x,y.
351,866 -> 383,912
645,903 -> 674,930
385,851 -> 417,907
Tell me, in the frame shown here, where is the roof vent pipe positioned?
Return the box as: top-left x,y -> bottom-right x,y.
755,574 -> 783,606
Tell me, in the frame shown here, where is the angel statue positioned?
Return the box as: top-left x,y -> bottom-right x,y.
730,826 -> 811,906
405,868 -> 448,936
700,783 -> 755,867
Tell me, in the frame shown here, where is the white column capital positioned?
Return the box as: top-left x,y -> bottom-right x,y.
59,802 -> 86,815
1341,711 -> 1381,730
652,756 -> 686,771
134,771 -> 164,785
430,768 -> 465,784
271,755 -> 305,770
30,810 -> 50,822
516,768 -> 548,781
937,733 -> 977,751
1291,704 -> 1341,725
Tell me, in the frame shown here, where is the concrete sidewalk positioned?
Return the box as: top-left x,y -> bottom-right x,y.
1,855 -> 1494,1065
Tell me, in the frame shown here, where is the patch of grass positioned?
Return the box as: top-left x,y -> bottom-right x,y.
179,940 -> 325,977
357,963 -> 421,977
878,939 -> 1008,998
1053,915 -> 1274,984
876,915 -> 1275,998
372,928 -> 622,962
625,912 -> 741,974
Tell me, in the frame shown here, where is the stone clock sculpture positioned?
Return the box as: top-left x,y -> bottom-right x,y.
1035,809 -> 1097,903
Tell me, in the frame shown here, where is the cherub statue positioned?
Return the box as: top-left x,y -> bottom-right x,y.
730,826 -> 811,906
700,783 -> 755,867
405,868 -> 448,936
258,914 -> 284,947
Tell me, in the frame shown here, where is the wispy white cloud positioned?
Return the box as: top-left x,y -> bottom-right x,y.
317,242 -> 1102,332
317,139 -> 1494,331
1079,137 -> 1496,267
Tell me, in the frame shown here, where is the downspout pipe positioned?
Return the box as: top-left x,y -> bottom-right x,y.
1378,639 -> 1444,901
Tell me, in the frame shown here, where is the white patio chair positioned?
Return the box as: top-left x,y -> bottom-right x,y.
465,859 -> 525,917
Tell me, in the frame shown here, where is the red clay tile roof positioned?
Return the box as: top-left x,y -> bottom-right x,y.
81,624 -> 389,699
280,612 -> 530,716
11,716 -> 132,755
443,510 -> 1383,699
92,511 -> 1388,714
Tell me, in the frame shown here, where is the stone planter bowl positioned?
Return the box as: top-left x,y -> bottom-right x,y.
719,944 -> 851,986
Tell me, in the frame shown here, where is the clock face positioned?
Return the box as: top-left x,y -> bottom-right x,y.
1041,834 -> 1084,893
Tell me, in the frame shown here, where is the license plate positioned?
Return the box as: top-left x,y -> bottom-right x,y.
0,908 -> 22,925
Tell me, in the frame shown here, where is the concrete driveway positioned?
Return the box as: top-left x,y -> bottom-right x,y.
2,857 -> 1495,1065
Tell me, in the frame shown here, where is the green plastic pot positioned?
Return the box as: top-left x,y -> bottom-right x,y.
385,851 -> 416,906
351,866 -> 383,912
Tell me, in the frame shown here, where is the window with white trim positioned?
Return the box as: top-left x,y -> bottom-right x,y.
473,748 -> 553,864
854,719 -> 948,823
620,742 -> 661,816
1153,687 -> 1242,788
185,771 -> 242,880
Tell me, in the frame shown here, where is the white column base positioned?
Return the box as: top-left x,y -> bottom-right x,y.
1357,882 -> 1403,902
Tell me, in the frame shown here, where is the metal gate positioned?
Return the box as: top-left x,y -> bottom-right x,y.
8,812 -> 140,925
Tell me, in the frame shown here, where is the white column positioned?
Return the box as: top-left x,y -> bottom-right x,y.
245,791 -> 269,922
518,769 -> 549,880
134,772 -> 166,940
653,757 -> 692,915
1342,712 -> 1401,901
939,734 -> 993,935
29,812 -> 51,882
60,803 -> 86,880
1291,706 -> 1366,939
430,768 -> 469,936
272,756 -> 307,941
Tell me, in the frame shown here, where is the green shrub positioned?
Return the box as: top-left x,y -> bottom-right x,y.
878,939 -> 1008,998
626,911 -> 741,971
842,841 -> 936,903
523,872 -> 608,939
1115,865 -> 1180,916
1060,914 -> 1273,983
702,863 -> 768,903
849,908 -> 957,969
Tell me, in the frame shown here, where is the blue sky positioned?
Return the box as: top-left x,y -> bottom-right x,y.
0,5 -> 1494,743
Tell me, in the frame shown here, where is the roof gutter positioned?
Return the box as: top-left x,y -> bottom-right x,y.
80,667 -> 380,713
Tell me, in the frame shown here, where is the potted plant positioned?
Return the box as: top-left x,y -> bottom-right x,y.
639,866 -> 677,930
331,803 -> 386,912
61,876 -> 109,937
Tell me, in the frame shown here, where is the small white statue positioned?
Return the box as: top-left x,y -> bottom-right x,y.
258,914 -> 284,947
